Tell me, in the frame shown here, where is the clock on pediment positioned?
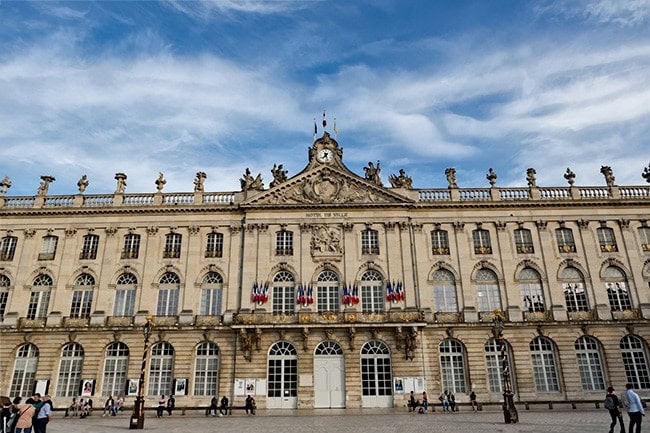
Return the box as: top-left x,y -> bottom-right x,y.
310,132 -> 343,166
317,149 -> 333,163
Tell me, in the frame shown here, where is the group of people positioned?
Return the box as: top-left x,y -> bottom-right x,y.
408,390 -> 467,413
101,396 -> 124,417
208,395 -> 230,417
64,397 -> 94,418
606,383 -> 645,433
1,393 -> 52,433
156,395 -> 176,418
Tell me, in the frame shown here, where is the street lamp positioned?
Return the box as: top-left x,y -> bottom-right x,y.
492,309 -> 518,424
130,316 -> 154,429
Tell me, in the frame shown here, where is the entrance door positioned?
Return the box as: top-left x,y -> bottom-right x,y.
361,340 -> 393,408
267,341 -> 298,409
314,341 -> 345,408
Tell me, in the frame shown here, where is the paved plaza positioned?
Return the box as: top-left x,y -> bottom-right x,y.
43,406 -> 626,433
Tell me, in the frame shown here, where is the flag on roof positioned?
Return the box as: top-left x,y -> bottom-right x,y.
322,110 -> 327,128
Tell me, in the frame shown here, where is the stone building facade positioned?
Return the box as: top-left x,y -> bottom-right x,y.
1,133 -> 650,409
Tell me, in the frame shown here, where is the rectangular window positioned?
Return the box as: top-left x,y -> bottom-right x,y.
0,236 -> 17,261
640,227 -> 650,252
272,285 -> 295,314
275,231 -> 293,256
70,290 -> 93,318
563,283 -> 589,312
597,227 -> 618,252
163,233 -> 182,259
38,236 -> 58,260
431,230 -> 450,255
113,289 -> 136,317
514,229 -> 534,254
476,283 -> 501,312
205,232 -> 224,258
361,284 -> 384,313
79,234 -> 99,260
473,229 -> 492,254
556,228 -> 576,253
520,283 -> 545,312
200,288 -> 222,316
317,285 -> 340,312
361,229 -> 380,255
27,290 -> 50,319
434,284 -> 458,312
0,290 -> 8,319
122,234 -> 140,259
156,289 -> 179,316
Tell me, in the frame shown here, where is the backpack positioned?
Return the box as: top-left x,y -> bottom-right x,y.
620,391 -> 630,409
604,396 -> 616,410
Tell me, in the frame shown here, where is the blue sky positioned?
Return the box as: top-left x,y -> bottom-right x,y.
1,0 -> 650,196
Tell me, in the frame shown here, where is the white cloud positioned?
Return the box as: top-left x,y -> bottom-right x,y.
536,0 -> 650,26
164,0 -> 310,19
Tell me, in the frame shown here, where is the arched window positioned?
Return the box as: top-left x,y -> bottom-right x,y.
70,273 -> 95,318
315,341 -> 344,355
200,272 -> 223,316
561,267 -> 589,312
28,274 -> 52,319
432,269 -> 458,313
103,342 -> 129,397
484,338 -> 514,393
57,343 -> 84,397
575,336 -> 605,391
267,342 -> 298,399
114,273 -> 137,317
272,271 -> 295,314
475,269 -> 501,312
530,337 -> 560,392
194,342 -> 219,396
157,272 -> 180,316
0,274 -> 10,320
519,267 -> 545,312
148,342 -> 174,396
604,266 -> 632,311
439,339 -> 468,393
361,341 -> 392,397
361,270 -> 384,313
317,271 -> 339,313
10,344 -> 39,397
620,336 -> 650,389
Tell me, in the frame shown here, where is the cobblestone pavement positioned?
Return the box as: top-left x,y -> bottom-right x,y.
42,407 -> 626,433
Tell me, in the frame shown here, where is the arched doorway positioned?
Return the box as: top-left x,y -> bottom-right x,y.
314,341 -> 345,408
360,340 -> 393,407
267,341 -> 298,409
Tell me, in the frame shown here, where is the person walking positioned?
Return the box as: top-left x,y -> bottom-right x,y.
408,391 -> 417,412
605,386 -> 625,433
156,396 -> 165,418
422,392 -> 429,412
12,397 -> 35,433
622,383 -> 645,433
102,396 -> 114,417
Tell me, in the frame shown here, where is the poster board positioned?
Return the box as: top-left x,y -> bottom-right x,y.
127,379 -> 139,396
80,379 -> 94,397
174,378 -> 187,396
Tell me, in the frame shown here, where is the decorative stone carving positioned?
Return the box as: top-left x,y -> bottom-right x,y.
347,327 -> 356,350
105,226 -> 118,237
618,219 -> 630,229
239,328 -> 253,362
229,225 -> 241,234
453,221 -> 465,232
363,161 -> 382,186
388,169 -> 413,189
496,221 -> 507,231
37,175 -> 55,196
342,222 -> 354,232
564,168 -> 576,186
578,219 -> 589,230
114,173 -> 127,193
270,164 -> 288,188
77,175 -> 89,194
65,227 -> 77,238
193,171 -> 206,192
0,176 -> 11,195
23,229 -> 36,238
155,172 -> 166,192
600,165 -> 616,187
405,327 -> 418,360
535,220 -> 548,230
526,168 -> 537,187
310,225 -> 343,257
240,168 -> 264,191
643,163 -> 650,183
445,167 -> 458,188
486,168 -> 497,187
188,225 -> 200,236
302,327 -> 310,351
147,226 -> 159,236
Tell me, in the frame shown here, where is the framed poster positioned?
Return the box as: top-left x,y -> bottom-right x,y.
34,380 -> 50,396
127,379 -> 139,396
245,379 -> 256,395
234,379 -> 245,396
394,377 -> 405,394
173,378 -> 187,396
80,379 -> 94,397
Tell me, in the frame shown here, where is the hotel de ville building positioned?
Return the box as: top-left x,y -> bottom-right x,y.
1,132 -> 650,410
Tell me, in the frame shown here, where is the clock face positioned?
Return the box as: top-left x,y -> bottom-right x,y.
317,149 -> 333,163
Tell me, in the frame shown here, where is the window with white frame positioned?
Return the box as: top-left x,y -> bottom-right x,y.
561,267 -> 589,312
194,341 -> 219,396
10,343 -> 39,397
80,234 -> 99,260
519,267 -> 545,312
317,271 -> 339,313
431,229 -> 450,255
148,342 -> 174,396
122,233 -> 140,259
432,269 -> 458,313
103,342 -> 129,397
620,335 -> 650,389
472,229 -> 492,254
556,227 -> 576,253
57,343 -> 84,397
272,271 -> 295,314
514,228 -> 534,254
39,235 -> 58,260
205,232 -> 224,258
200,272 -> 223,316
605,266 -> 632,311
484,338 -> 514,393
597,227 -> 618,252
0,274 -> 10,320
163,233 -> 182,259
27,274 -> 52,319
0,236 -> 17,261
275,230 -> 293,256
475,269 -> 501,312
70,273 -> 95,318
267,341 -> 298,399
575,336 -> 605,391
114,273 -> 137,317
530,337 -> 560,392
156,272 -> 180,316
439,339 -> 468,393
639,226 -> 650,252
361,228 -> 379,255
360,340 -> 392,397
360,270 -> 384,313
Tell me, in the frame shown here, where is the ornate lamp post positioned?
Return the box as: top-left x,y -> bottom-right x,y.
130,316 -> 154,429
492,309 -> 518,424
